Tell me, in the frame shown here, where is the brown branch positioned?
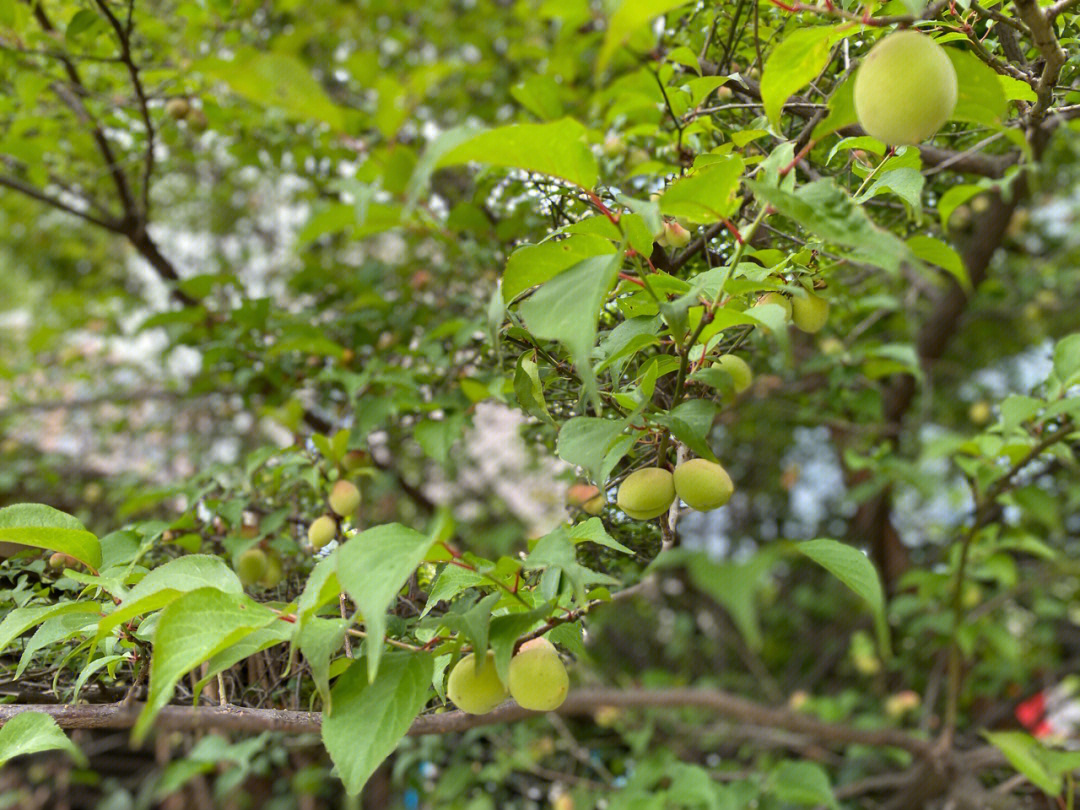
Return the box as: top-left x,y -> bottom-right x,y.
0,174 -> 122,233
0,688 -> 935,757
1047,0 -> 1080,19
1013,0 -> 1069,121
92,0 -> 155,229
29,2 -> 137,221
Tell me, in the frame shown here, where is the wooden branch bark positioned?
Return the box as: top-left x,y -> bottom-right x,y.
0,687 -> 936,758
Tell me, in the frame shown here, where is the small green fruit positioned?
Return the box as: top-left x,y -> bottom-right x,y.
713,354 -> 752,394
755,292 -> 792,321
447,651 -> 509,715
329,480 -> 361,517
969,401 -> 992,426
854,31 -> 957,145
186,107 -> 209,132
165,98 -> 190,120
616,467 -> 676,520
603,134 -> 627,157
259,552 -> 284,588
659,221 -> 691,249
308,515 -> 337,550
792,292 -> 829,333
508,637 -> 569,712
235,548 -> 268,587
673,458 -> 734,512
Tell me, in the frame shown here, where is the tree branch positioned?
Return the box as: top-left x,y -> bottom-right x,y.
0,687 -> 935,758
1013,0 -> 1069,121
0,174 -> 122,233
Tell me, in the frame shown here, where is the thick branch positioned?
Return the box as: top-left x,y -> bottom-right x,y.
1013,0 -> 1068,121
0,688 -> 935,757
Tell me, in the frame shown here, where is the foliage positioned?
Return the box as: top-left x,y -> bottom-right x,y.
0,0 -> 1079,807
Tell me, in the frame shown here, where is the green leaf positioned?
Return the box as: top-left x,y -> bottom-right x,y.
503,234 -> 617,303
298,617 -> 347,712
556,417 -> 627,483
812,76 -> 856,141
198,50 -> 346,129
0,712 -> 87,768
0,503 -> 101,570
0,602 -> 101,658
1052,333 -> 1080,386
436,118 -> 599,189
770,761 -> 839,809
510,75 -> 564,120
336,524 -> 436,681
983,731 -> 1061,796
519,254 -> 621,411
322,653 -> 434,795
795,539 -> 891,657
747,179 -> 914,274
567,518 -> 632,555
525,529 -> 618,605
597,0 -> 694,74
761,26 -> 848,128
907,235 -> 969,291
134,588 -> 278,742
94,554 -> 244,652
946,49 -> 1008,128
415,415 -> 465,464
658,158 -> 744,223
856,167 -> 924,211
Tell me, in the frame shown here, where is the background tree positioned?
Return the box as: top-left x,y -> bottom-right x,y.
0,0 -> 1078,807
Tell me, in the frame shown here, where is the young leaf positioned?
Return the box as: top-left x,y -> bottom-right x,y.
761,26 -> 848,128
794,539 -> 891,657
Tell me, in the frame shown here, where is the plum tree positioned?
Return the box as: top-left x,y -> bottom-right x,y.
234,548 -> 268,587
508,637 -> 569,711
447,651 -> 508,715
616,467 -> 676,520
308,515 -> 337,550
713,353 -> 752,394
854,30 -> 957,145
673,458 -> 734,511
260,552 -> 284,588
329,480 -> 361,516
792,292 -> 829,333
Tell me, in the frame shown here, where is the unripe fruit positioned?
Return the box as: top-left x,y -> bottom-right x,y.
969,400 -> 992,426
329,480 -> 361,517
447,651 -> 508,715
508,637 -> 569,712
186,107 -> 209,132
673,458 -> 734,511
854,31 -> 957,145
259,552 -> 284,588
235,548 -> 268,587
713,354 -> 752,394
659,221 -> 691,249
791,292 -> 830,333
49,552 -> 77,570
755,292 -> 792,320
603,134 -> 626,157
616,467 -> 676,520
308,515 -> 337,550
885,689 -> 921,719
165,98 -> 190,120
567,483 -> 605,515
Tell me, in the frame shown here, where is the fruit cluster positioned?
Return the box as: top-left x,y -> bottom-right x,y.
447,637 -> 569,714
